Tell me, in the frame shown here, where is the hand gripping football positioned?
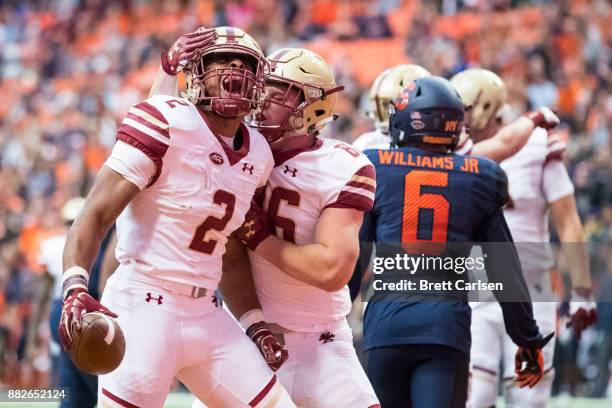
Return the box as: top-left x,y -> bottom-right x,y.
68,312 -> 126,375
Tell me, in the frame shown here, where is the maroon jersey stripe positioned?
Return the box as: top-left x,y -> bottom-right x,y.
353,164 -> 376,179
135,101 -> 168,125
101,388 -> 141,408
346,180 -> 376,193
324,191 -> 374,212
116,131 -> 164,187
117,125 -> 169,158
125,112 -> 170,139
249,375 -> 277,407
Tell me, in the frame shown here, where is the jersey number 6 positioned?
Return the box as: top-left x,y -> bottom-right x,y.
268,187 -> 300,243
402,170 -> 449,255
189,190 -> 236,254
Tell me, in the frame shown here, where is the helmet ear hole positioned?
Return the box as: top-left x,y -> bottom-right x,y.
416,87 -> 422,97
483,102 -> 491,111
315,109 -> 325,116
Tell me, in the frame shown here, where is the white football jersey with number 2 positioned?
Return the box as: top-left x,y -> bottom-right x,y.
108,94 -> 273,290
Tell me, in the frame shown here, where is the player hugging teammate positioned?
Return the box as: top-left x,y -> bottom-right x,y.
56,23 -> 595,408
59,27 -> 297,408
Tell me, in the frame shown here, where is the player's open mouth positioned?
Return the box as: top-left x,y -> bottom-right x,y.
222,76 -> 246,94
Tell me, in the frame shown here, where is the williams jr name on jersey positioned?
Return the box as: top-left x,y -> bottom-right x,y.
110,94 -> 273,290
249,139 -> 375,332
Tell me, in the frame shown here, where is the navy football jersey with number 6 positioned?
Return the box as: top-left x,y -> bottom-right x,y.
351,146 -> 542,355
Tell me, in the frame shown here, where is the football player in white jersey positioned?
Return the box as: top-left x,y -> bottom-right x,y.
453,69 -> 596,408
210,48 -> 380,408
352,64 -> 431,151
354,65 -> 561,164
59,27 -> 296,408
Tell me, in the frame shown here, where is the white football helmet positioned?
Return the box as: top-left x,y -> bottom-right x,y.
450,68 -> 507,132
368,64 -> 431,133
252,48 -> 343,145
184,26 -> 268,118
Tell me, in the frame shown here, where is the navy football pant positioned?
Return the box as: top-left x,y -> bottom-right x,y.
50,299 -> 98,408
364,344 -> 469,408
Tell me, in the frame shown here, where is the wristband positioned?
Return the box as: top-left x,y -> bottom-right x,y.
62,266 -> 89,300
239,309 -> 266,331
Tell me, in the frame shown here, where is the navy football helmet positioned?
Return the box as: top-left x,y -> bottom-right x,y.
389,76 -> 464,150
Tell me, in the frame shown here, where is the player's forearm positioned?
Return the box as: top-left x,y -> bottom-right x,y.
551,195 -> 592,291
558,215 -> 591,290
257,236 -> 355,292
63,167 -> 139,275
149,66 -> 179,98
63,211 -> 113,273
472,117 -> 534,162
219,237 -> 262,319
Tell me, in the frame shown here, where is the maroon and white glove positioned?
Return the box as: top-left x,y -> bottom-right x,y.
233,200 -> 272,251
567,288 -> 597,340
58,267 -> 117,351
246,321 -> 288,371
161,27 -> 217,76
525,107 -> 560,130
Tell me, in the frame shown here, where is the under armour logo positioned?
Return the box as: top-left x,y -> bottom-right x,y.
283,165 -> 298,177
145,293 -> 163,305
319,332 -> 335,344
242,163 -> 254,174
243,220 -> 256,238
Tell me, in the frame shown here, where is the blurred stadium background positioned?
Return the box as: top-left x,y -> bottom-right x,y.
0,0 -> 609,406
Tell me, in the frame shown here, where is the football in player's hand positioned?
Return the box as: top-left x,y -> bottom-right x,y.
68,312 -> 125,375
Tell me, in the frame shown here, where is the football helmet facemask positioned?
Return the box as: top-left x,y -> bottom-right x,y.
251,48 -> 344,145
368,64 -> 431,133
184,26 -> 268,118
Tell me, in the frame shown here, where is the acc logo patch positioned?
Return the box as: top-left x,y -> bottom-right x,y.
209,152 -> 224,165
411,120 -> 425,130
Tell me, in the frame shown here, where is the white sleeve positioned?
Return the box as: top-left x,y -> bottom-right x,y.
104,141 -> 157,190
542,158 -> 575,203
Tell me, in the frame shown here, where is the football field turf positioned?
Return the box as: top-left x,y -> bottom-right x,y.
0,394 -> 610,407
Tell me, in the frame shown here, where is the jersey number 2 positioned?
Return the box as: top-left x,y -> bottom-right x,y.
402,170 -> 449,255
189,190 -> 235,254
